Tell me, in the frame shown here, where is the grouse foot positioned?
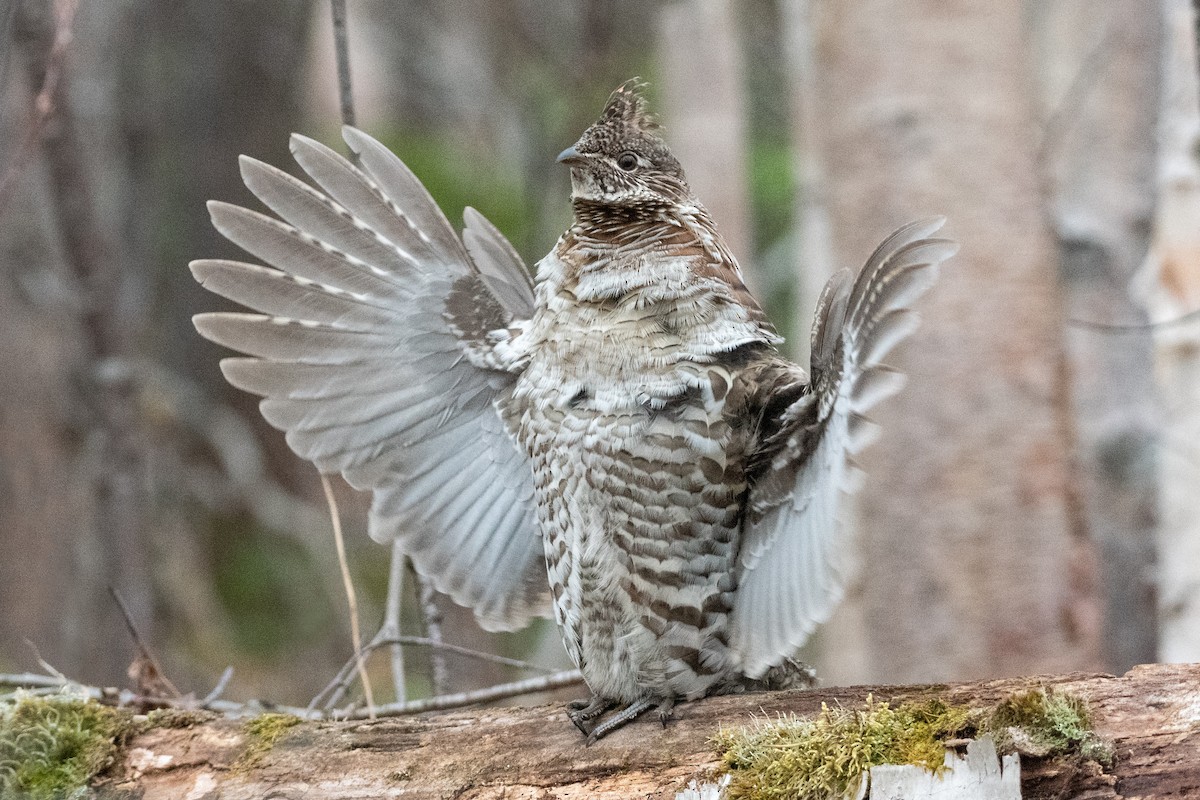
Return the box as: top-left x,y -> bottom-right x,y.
584,697 -> 656,744
566,695 -> 616,736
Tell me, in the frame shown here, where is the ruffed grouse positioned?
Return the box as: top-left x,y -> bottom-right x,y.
191,80 -> 956,741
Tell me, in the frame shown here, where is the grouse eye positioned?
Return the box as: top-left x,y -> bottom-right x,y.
616,152 -> 638,171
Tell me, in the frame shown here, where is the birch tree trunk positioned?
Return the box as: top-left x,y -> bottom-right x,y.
809,1 -> 1103,684
1137,0 -> 1200,662
1033,0 -> 1162,673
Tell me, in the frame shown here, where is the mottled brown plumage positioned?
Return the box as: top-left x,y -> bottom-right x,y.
190,80 -> 956,742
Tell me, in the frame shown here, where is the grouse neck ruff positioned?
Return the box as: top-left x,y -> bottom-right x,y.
191,79 -> 957,742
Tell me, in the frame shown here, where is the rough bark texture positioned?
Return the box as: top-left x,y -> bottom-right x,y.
103,663 -> 1199,799
809,1 -> 1103,685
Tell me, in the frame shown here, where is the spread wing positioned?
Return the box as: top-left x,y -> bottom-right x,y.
729,219 -> 958,677
190,127 -> 550,631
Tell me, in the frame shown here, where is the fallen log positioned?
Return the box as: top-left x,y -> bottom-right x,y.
106,663 -> 1199,799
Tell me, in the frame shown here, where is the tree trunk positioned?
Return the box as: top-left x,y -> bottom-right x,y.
659,0 -> 752,267
0,0 -> 152,686
1137,0 -> 1200,662
808,1 -> 1103,685
1033,0 -> 1162,675
104,663 -> 1199,799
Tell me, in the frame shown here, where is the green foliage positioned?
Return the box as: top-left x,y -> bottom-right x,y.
210,516 -> 333,658
747,139 -> 794,254
714,696 -> 971,800
374,131 -> 534,259
0,693 -> 131,799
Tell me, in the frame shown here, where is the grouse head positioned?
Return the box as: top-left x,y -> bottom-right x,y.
557,79 -> 690,209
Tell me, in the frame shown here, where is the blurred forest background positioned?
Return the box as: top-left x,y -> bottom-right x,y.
2,0 -> 1198,712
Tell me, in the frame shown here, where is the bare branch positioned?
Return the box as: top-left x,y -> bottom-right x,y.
201,667 -> 235,706
1,664 -> 582,722
320,472 -> 375,719
328,635 -> 557,698
23,639 -> 67,683
0,673 -> 73,689
329,0 -> 355,128
1067,307 -> 1200,333
344,670 -> 584,719
0,0 -> 77,213
415,570 -> 450,695
1038,7 -> 1120,163
109,587 -> 181,699
384,541 -> 407,703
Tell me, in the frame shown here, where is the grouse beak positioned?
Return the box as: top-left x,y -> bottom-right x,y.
556,145 -> 585,166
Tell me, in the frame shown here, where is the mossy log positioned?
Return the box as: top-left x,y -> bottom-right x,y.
104,663 -> 1199,799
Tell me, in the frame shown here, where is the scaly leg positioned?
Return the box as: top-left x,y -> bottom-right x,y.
566,695 -> 616,736
656,695 -> 676,727
585,697 -> 657,744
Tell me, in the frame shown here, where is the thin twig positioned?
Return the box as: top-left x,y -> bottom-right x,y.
309,623 -> 381,712
1,672 -> 74,688
1038,6 -> 1120,164
109,586 -> 181,698
0,0 -> 78,214
23,640 -> 67,682
1066,307 -> 1200,333
2,667 -> 579,722
0,687 -> 64,702
345,670 -> 584,719
320,472 -> 375,719
324,635 -> 555,703
385,540 -> 407,703
330,0 -> 355,129
416,570 -> 450,695
310,626 -> 558,714
201,666 -> 235,706
377,637 -> 555,673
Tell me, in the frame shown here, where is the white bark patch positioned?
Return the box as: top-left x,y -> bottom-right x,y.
125,747 -> 174,775
866,737 -> 1021,800
675,773 -> 731,800
183,772 -> 218,800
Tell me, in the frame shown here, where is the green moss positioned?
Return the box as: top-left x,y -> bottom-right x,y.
985,688 -> 1113,765
235,712 -> 302,771
714,687 -> 1111,799
0,693 -> 131,799
713,696 -> 971,800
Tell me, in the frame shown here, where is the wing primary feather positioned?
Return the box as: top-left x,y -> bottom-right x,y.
342,126 -> 472,267
462,206 -> 536,318
289,134 -> 446,267
732,219 -> 957,677
206,201 -> 417,300
195,129 -> 546,634
190,259 -> 400,326
239,155 -> 431,278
